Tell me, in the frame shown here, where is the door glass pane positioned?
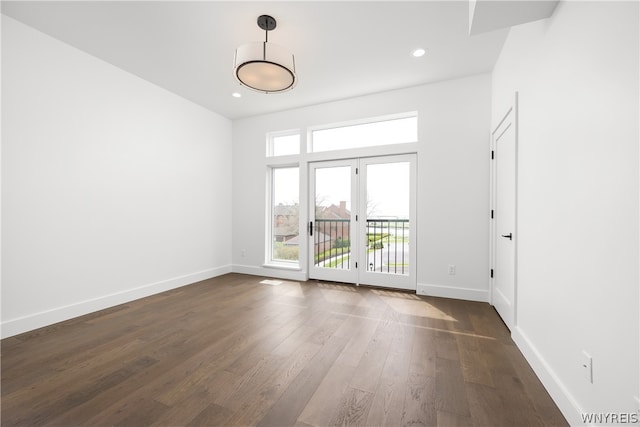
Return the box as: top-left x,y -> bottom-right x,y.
314,166 -> 351,269
365,162 -> 410,275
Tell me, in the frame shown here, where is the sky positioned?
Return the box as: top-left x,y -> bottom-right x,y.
274,161 -> 410,219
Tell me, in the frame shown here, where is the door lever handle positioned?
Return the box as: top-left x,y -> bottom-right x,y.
501,233 -> 513,240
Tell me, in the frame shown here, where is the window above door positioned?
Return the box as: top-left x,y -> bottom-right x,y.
309,112 -> 417,153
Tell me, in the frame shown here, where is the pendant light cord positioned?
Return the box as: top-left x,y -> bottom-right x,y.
263,28 -> 267,61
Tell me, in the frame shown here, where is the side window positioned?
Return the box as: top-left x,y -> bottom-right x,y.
269,167 -> 299,264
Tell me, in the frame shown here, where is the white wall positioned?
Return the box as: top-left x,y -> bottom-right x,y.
232,74 -> 492,301
492,1 -> 639,423
1,16 -> 233,338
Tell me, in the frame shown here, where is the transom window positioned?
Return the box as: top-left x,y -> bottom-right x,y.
309,113 -> 417,153
267,131 -> 300,157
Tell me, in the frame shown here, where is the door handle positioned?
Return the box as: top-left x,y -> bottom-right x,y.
501,233 -> 513,240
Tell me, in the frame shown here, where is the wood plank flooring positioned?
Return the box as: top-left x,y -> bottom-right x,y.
1,273 -> 568,426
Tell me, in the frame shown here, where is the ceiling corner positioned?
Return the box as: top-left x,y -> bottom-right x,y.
469,0 -> 559,36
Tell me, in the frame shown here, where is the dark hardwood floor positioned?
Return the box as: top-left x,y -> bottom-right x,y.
1,273 -> 568,426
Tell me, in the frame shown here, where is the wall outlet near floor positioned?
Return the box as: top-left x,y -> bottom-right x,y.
581,350 -> 593,383
448,264 -> 456,275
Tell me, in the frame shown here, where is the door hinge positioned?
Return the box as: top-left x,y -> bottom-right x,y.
355,167 -> 359,174
355,214 -> 358,221
491,209 -> 494,219
491,150 -> 494,160
490,268 -> 494,278
355,262 -> 358,269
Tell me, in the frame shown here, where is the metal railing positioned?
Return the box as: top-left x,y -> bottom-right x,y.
314,219 -> 350,269
313,218 -> 409,275
366,219 -> 409,275
313,218 -> 351,270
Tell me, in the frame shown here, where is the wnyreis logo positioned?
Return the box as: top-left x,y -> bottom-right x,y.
581,412 -> 640,425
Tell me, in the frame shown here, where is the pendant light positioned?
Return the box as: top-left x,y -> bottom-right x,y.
234,15 -> 297,93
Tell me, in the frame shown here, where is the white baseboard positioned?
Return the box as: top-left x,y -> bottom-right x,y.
416,282 -> 489,302
1,265 -> 232,339
511,326 -> 583,426
232,264 -> 307,282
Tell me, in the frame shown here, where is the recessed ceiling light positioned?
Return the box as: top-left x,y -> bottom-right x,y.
232,92 -> 242,98
412,48 -> 426,58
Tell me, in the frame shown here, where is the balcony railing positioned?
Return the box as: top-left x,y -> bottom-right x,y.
313,218 -> 409,275
366,219 -> 409,275
314,219 -> 351,269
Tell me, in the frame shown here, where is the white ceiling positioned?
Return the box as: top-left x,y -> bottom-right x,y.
2,1 -> 512,120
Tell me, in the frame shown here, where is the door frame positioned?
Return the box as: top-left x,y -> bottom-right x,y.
308,154 -> 417,290
490,92 -> 519,329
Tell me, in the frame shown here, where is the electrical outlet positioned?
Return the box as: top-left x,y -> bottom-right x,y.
448,264 -> 456,275
581,351 -> 593,383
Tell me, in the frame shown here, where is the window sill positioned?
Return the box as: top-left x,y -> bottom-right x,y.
262,262 -> 301,271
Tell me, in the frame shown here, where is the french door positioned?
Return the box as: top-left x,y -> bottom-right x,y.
308,155 -> 416,290
308,159 -> 358,283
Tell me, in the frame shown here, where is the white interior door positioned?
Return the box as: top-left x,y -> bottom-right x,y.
491,95 -> 518,330
309,155 -> 416,291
